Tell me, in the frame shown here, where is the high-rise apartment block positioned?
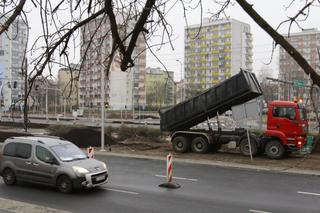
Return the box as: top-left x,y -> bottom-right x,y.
0,18 -> 27,110
279,28 -> 320,100
185,18 -> 252,97
58,64 -> 80,110
79,16 -> 146,111
145,67 -> 174,109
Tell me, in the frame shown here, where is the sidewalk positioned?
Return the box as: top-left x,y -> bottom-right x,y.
0,198 -> 70,213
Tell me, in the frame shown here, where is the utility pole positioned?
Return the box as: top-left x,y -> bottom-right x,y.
101,67 -> 105,151
23,58 -> 28,132
176,59 -> 184,101
45,82 -> 48,121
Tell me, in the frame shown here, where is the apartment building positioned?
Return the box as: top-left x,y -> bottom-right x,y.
0,18 -> 27,111
145,67 -> 174,109
184,18 -> 253,97
279,28 -> 320,100
58,64 -> 80,110
79,16 -> 146,111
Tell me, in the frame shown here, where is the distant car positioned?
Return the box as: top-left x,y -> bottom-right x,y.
0,136 -> 108,193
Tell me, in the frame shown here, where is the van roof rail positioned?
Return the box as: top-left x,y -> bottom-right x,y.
32,134 -> 66,141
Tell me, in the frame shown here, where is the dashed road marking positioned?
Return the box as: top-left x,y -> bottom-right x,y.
249,209 -> 271,213
297,191 -> 320,196
155,174 -> 198,182
103,187 -> 139,195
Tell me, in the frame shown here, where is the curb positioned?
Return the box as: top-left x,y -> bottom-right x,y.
0,198 -> 70,213
94,151 -> 320,177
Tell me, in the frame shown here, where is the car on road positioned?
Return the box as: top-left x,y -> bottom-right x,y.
0,136 -> 108,193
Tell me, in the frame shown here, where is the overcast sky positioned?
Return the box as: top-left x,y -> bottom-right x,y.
146,0 -> 320,81
25,1 -> 320,81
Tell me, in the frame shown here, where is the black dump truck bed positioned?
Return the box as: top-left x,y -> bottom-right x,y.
160,69 -> 263,131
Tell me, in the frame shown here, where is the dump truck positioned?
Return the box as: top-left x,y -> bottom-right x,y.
160,69 -> 309,159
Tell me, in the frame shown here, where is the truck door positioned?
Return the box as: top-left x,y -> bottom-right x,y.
269,106 -> 299,141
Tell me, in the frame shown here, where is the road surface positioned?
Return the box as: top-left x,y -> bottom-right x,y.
0,154 -> 319,213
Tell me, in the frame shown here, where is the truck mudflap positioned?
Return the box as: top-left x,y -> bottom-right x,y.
290,135 -> 314,155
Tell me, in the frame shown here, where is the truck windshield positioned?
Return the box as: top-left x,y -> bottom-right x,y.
299,108 -> 307,120
51,143 -> 87,162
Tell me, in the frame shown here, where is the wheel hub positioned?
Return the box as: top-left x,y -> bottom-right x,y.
270,146 -> 279,154
196,142 -> 203,149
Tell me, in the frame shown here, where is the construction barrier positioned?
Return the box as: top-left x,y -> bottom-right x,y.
167,153 -> 173,183
159,153 -> 180,189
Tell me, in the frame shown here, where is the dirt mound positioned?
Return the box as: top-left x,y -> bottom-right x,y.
48,125 -> 115,148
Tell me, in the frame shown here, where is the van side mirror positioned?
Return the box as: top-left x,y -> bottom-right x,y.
45,156 -> 59,165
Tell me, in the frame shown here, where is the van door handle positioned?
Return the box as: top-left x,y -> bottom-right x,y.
33,163 -> 39,166
25,162 -> 32,165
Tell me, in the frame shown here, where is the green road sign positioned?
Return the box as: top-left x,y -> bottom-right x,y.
293,80 -> 305,88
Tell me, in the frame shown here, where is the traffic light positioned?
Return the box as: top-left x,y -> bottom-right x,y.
105,102 -> 109,108
13,81 -> 17,88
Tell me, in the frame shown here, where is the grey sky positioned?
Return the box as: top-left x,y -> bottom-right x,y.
146,0 -> 320,81
25,1 -> 320,81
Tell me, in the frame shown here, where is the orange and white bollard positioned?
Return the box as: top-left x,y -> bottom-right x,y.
159,153 -> 180,189
167,153 -> 173,183
87,146 -> 94,158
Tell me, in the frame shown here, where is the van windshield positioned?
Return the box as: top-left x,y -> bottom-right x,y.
50,143 -> 87,162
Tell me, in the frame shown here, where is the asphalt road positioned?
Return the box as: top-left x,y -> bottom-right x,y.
0,155 -> 320,213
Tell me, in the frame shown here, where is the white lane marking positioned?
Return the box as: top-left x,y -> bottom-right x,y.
297,191 -> 320,196
0,208 -> 16,213
249,210 -> 271,213
155,174 -> 198,182
103,187 -> 139,195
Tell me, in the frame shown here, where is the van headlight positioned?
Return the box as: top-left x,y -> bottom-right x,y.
102,162 -> 108,171
72,166 -> 89,176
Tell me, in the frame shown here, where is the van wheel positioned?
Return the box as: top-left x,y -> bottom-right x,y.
265,141 -> 285,159
3,168 -> 16,185
172,136 -> 189,153
57,175 -> 73,193
191,137 -> 209,153
239,138 -> 258,156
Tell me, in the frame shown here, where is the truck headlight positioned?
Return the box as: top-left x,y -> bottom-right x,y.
72,166 -> 89,176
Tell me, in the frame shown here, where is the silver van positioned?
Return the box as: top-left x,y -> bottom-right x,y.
0,136 -> 108,193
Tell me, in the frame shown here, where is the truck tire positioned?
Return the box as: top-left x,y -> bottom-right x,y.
172,136 -> 189,153
191,136 -> 209,153
265,141 -> 285,159
239,138 -> 258,156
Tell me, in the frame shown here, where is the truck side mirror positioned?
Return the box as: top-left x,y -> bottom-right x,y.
289,115 -> 296,120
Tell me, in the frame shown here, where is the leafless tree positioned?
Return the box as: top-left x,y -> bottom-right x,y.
1,0 -> 320,132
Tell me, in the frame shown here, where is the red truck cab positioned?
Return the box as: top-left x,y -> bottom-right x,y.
264,100 -> 308,158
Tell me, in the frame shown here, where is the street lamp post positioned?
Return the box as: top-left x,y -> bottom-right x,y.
176,59 -> 184,102
101,67 -> 105,151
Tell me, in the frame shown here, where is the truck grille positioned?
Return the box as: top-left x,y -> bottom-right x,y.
91,172 -> 108,184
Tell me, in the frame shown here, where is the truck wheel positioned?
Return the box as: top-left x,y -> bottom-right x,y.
239,138 -> 258,156
265,141 -> 285,159
191,137 -> 209,153
172,136 -> 189,153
